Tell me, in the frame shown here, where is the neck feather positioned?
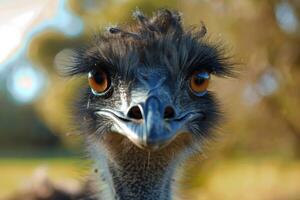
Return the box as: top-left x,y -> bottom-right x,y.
87,133 -> 191,200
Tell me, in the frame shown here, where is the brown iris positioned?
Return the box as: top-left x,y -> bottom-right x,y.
190,71 -> 210,95
88,69 -> 110,94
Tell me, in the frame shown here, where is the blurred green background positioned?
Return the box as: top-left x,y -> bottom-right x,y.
0,0 -> 300,199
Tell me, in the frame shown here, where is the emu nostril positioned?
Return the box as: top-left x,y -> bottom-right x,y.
164,106 -> 175,119
127,106 -> 143,120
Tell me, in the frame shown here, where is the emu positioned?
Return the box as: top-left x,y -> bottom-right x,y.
61,9 -> 233,200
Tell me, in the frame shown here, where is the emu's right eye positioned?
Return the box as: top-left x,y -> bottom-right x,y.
88,69 -> 110,95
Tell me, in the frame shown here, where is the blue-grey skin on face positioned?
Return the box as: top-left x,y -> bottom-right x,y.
93,66 -> 207,151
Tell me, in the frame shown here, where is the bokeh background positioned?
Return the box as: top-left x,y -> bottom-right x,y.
1,0 -> 300,199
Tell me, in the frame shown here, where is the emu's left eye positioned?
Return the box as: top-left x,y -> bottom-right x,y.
88,69 -> 110,95
189,71 -> 210,96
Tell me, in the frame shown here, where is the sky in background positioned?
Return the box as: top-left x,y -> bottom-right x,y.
0,0 -> 83,104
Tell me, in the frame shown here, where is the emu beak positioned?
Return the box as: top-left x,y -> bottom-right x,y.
97,96 -> 198,151
141,96 -> 177,150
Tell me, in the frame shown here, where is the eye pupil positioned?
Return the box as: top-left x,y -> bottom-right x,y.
94,71 -> 105,84
194,76 -> 205,85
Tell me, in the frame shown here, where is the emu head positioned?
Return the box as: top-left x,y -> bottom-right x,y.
63,9 -> 232,156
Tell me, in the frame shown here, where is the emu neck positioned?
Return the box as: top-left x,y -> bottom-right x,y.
88,134 -> 188,200
107,152 -> 175,200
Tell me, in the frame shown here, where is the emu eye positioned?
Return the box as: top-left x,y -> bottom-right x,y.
88,69 -> 110,95
189,71 -> 210,96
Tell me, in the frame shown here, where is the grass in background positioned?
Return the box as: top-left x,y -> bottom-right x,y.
183,158 -> 300,200
0,157 -> 89,199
